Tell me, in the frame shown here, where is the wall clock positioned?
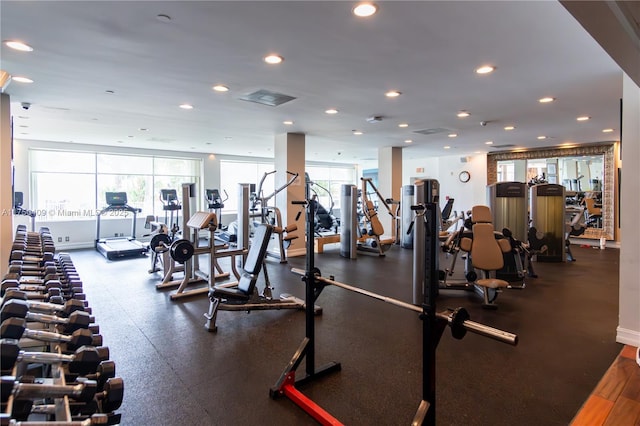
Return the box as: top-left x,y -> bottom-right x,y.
459,170 -> 471,183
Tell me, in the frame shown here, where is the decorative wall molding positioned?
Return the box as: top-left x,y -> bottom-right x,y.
487,143 -> 617,240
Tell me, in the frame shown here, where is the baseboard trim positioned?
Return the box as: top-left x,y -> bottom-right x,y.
616,326 -> 640,346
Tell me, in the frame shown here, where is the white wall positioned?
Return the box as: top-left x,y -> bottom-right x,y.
402,152 -> 488,213
617,73 -> 640,346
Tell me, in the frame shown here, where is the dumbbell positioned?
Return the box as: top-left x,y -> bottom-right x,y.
1,375 -> 97,404
9,250 -> 55,265
67,360 -> 115,393
1,279 -> 85,301
2,290 -> 90,316
8,260 -> 57,275
94,377 -> 124,413
0,300 -> 96,334
0,339 -> 105,375
1,318 -> 102,350
1,285 -> 64,303
6,263 -> 58,279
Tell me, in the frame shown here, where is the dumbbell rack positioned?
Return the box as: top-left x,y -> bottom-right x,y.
1,225 -> 124,424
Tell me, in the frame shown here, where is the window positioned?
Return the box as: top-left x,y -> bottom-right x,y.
30,150 -> 96,221
30,149 -> 201,221
305,165 -> 356,212
219,160 -> 275,212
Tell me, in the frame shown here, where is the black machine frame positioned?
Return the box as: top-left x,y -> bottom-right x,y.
95,192 -> 147,260
270,181 -> 518,425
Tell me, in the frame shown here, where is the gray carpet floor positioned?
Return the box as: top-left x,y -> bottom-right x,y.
67,240 -> 621,425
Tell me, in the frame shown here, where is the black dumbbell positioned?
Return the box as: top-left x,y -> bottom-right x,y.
1,285 -> 63,303
68,360 -> 115,392
0,300 -> 94,333
95,377 -> 124,413
1,318 -> 101,350
3,290 -> 90,316
0,339 -> 104,375
1,375 -> 97,403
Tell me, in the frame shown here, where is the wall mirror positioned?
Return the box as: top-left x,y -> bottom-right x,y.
487,143 -> 617,240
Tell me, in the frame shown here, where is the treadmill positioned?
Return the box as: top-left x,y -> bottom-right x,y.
95,192 -> 148,260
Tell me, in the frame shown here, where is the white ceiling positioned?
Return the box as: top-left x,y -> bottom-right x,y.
0,1 -> 626,164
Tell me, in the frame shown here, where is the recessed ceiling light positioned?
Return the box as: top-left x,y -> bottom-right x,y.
139,128 -> 148,131
474,151 -> 482,154
385,90 -> 401,98
283,120 -> 294,125
264,54 -> 283,64
537,136 -> 547,140
353,130 -> 363,135
353,3 -> 377,17
404,139 -> 413,144
475,65 -> 495,74
485,141 -> 494,145
325,108 -> 338,114
156,14 -> 172,22
448,133 -> 457,138
179,104 -> 194,110
602,128 -> 614,133
504,126 -> 515,131
205,142 -> 212,145
4,40 -> 33,52
539,97 -> 555,103
224,137 -> 233,141
117,141 -> 124,144
212,85 -> 229,92
457,111 -> 470,118
12,76 -> 33,83
398,123 -> 409,128
443,146 -> 451,149
128,135 -> 134,138
105,90 -> 115,94
576,116 -> 590,121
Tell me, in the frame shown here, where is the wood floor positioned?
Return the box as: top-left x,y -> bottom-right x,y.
571,345 -> 640,425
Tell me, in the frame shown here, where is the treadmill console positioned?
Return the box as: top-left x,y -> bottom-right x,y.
106,192 -> 128,206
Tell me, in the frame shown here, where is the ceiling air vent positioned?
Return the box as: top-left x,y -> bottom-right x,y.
413,128 -> 450,135
239,89 -> 296,107
492,144 -> 516,148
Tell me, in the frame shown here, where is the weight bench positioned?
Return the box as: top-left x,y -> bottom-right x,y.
204,223 -> 319,332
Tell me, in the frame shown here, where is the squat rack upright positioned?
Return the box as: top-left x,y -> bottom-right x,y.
270,179 -> 518,425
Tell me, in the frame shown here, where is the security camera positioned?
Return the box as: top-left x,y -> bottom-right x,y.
21,102 -> 31,110
480,121 -> 487,127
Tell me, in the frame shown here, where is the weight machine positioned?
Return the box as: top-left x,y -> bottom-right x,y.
270,180 -> 518,425
251,170 -> 300,263
359,177 -> 400,250
204,222 -> 320,332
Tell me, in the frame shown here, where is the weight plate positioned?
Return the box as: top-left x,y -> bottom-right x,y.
150,233 -> 171,253
170,239 -> 194,263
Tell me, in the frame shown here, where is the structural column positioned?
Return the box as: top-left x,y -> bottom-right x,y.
618,73 -> 640,346
1,93 -> 13,267
377,146 -> 402,239
274,133 -> 306,257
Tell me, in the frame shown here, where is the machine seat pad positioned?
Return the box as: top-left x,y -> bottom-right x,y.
210,286 -> 251,301
476,278 -> 510,289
